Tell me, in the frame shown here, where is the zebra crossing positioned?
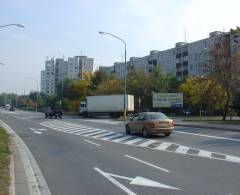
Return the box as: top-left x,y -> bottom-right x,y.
40,120 -> 240,164
82,119 -> 123,125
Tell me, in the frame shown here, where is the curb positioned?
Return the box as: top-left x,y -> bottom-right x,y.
175,123 -> 240,132
0,120 -> 52,195
9,154 -> 15,195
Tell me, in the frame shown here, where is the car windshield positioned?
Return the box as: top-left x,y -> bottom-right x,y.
149,113 -> 168,120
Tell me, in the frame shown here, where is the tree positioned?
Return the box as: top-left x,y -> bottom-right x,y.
149,66 -> 182,93
90,69 -> 111,90
91,78 -> 123,95
127,70 -> 152,110
180,76 -> 227,115
206,31 -> 240,119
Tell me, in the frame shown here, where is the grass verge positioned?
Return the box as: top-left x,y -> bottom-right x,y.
0,127 -> 10,195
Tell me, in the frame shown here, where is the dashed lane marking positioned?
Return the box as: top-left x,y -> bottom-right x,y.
40,120 -> 240,164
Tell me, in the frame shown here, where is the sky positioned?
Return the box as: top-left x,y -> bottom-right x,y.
0,0 -> 240,94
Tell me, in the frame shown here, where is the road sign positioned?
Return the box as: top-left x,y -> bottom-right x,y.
94,167 -> 180,195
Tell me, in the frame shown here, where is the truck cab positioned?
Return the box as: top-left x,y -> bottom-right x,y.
79,101 -> 87,115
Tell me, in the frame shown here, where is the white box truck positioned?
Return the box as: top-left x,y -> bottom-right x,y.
79,95 -> 134,118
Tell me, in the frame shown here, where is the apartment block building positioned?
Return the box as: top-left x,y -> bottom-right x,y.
68,56 -> 94,79
101,28 -> 240,79
41,55 -> 94,95
41,58 -> 56,96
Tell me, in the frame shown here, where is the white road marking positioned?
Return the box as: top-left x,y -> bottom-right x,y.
155,142 -> 172,150
94,167 -> 180,193
225,155 -> 240,163
83,130 -> 107,137
83,139 -> 101,147
40,121 -> 240,164
67,129 -> 89,134
83,119 -> 122,125
124,138 -> 143,145
101,134 -> 122,140
125,155 -> 170,173
198,150 -> 212,158
29,128 -> 43,135
91,132 -> 114,139
76,129 -> 99,135
175,145 -> 189,154
62,127 -> 93,133
94,167 -> 137,195
113,135 -> 132,142
175,130 -> 240,142
34,131 -> 42,134
138,140 -> 156,147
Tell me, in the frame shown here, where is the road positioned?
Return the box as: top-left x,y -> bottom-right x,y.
1,109 -> 240,195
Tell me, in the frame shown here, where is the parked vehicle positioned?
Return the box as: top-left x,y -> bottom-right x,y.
126,112 -> 174,137
9,106 -> 15,111
5,104 -> 11,110
45,107 -> 63,119
79,95 -> 134,118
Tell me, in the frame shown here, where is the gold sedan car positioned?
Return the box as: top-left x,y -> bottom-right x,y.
126,112 -> 174,137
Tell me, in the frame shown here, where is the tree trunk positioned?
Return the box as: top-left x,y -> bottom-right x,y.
222,92 -> 230,120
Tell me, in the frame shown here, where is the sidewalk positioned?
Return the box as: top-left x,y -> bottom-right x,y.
1,120 -> 51,195
173,118 -> 240,132
11,139 -> 30,195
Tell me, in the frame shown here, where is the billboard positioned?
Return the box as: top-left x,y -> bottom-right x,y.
153,93 -> 183,108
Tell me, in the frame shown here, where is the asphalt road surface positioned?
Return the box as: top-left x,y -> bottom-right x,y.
1,109 -> 240,195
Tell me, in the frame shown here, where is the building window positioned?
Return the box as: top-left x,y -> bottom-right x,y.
153,60 -> 157,66
183,70 -> 188,76
182,51 -> 188,57
176,53 -> 181,58
176,63 -> 181,68
176,72 -> 182,77
183,61 -> 188,66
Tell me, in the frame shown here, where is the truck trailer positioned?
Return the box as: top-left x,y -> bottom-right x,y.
79,95 -> 134,118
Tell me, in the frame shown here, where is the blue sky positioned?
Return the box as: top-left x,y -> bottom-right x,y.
1,0 -> 240,94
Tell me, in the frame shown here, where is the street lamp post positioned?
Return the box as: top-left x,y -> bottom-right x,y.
60,79 -> 64,107
0,24 -> 25,28
26,78 -> 39,112
99,31 -> 127,120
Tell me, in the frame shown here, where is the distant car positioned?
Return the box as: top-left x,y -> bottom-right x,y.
45,107 -> 63,119
9,106 -> 15,111
126,112 -> 174,137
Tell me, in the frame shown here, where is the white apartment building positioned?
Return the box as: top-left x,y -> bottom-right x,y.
67,56 -> 94,79
55,58 -> 68,83
101,28 -> 240,79
41,55 -> 94,95
41,58 -> 56,96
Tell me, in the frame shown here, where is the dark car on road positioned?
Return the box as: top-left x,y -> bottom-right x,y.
45,107 -> 63,119
126,112 -> 174,137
